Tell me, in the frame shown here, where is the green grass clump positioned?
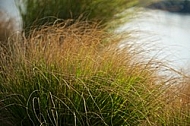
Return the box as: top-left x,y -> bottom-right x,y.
18,0 -> 138,32
0,20 -> 169,125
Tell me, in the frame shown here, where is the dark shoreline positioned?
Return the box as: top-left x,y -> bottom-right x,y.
146,0 -> 190,14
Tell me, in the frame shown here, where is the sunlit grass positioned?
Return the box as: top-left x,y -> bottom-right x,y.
0,20 -> 189,125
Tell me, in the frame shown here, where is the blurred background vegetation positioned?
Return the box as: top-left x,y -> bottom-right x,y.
17,0 -> 139,32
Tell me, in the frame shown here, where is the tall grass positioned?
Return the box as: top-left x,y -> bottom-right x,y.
1,1 -> 189,125
0,20 -> 189,125
0,20 -> 171,125
17,0 -> 138,32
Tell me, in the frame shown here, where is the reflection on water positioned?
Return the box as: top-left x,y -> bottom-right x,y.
117,8 -> 190,74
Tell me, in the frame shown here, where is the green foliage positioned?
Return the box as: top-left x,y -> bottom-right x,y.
0,20 -> 189,126
18,0 -> 138,31
0,21 -> 166,125
0,64 -> 161,125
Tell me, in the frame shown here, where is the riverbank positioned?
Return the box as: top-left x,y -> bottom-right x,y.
147,0 -> 190,13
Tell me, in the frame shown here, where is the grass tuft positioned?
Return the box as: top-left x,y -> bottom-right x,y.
0,20 -> 189,125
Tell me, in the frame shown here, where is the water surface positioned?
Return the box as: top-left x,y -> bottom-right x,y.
118,8 -> 190,74
0,0 -> 22,31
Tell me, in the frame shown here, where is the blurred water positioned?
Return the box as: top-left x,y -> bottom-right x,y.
117,8 -> 190,75
0,0 -> 22,31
